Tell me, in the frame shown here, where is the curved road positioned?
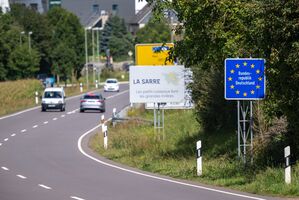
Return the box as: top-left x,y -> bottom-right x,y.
0,83 -> 278,200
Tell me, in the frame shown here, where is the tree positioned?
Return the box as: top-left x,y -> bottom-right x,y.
8,45 -> 40,79
10,4 -> 52,74
47,7 -> 84,81
135,17 -> 171,43
100,15 -> 134,60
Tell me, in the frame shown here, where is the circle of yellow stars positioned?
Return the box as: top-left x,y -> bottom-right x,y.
227,61 -> 263,97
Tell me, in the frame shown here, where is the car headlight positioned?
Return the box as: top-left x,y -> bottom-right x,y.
42,100 -> 46,104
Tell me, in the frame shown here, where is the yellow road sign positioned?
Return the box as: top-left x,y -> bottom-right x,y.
135,43 -> 174,65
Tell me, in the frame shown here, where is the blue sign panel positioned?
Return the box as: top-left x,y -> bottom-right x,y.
225,58 -> 265,100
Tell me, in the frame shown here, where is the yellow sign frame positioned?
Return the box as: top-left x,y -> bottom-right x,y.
135,43 -> 174,66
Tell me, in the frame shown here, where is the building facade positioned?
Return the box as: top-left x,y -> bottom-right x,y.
0,0 -> 10,13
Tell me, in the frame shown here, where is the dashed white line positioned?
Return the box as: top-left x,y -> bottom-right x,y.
17,175 -> 27,179
67,112 -> 72,115
38,184 -> 52,190
21,129 -> 27,133
33,125 -> 38,128
1,166 -> 9,171
70,196 -> 86,200
43,121 -> 48,124
61,114 -> 65,118
53,117 -> 57,121
4,138 -> 9,142
0,143 -> 2,146
11,133 -> 16,137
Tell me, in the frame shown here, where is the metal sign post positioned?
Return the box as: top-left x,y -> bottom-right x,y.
225,58 -> 265,164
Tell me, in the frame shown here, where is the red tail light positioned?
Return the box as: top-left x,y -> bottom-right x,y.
97,100 -> 104,103
80,100 -> 86,103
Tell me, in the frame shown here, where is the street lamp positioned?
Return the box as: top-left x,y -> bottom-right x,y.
20,31 -> 25,46
85,27 -> 92,89
28,31 -> 33,52
92,27 -> 101,85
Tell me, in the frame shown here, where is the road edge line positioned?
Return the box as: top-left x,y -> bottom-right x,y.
77,124 -> 266,200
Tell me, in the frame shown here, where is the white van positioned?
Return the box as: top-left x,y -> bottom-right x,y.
41,87 -> 66,112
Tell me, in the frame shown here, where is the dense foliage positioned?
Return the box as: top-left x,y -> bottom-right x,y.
100,15 -> 134,61
0,5 -> 85,82
135,17 -> 171,43
147,0 -> 299,164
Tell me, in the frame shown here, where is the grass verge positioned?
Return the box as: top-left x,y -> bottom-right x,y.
0,79 -> 101,117
89,107 -> 299,197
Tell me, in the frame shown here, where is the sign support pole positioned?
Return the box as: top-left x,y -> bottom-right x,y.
237,100 -> 253,164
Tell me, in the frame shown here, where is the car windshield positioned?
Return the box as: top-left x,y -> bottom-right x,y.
44,91 -> 62,98
106,80 -> 117,83
84,95 -> 102,99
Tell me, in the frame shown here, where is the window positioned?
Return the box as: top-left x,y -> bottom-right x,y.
112,4 -> 118,13
30,3 -> 38,11
92,4 -> 99,13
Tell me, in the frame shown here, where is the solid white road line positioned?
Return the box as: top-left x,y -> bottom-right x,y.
4,138 -> 9,142
17,175 -> 27,179
70,196 -> 86,200
77,112 -> 265,200
33,125 -> 38,128
11,133 -> 16,137
21,129 -> 27,133
1,166 -> 9,171
38,184 -> 52,190
43,121 -> 48,124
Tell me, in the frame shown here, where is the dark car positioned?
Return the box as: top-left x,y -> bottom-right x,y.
80,93 -> 105,113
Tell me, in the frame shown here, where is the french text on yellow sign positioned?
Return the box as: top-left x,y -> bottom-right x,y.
135,43 -> 174,65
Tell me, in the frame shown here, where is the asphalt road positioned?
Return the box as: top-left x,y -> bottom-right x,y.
0,83 -> 279,200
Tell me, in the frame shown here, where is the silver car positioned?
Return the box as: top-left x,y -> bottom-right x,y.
80,93 -> 105,113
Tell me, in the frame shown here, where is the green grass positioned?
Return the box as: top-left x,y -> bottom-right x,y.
89,107 -> 299,197
0,79 -> 101,117
0,79 -> 43,116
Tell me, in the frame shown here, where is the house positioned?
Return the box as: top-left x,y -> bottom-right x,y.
0,0 -> 10,13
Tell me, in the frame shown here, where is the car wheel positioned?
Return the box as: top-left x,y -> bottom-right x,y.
41,108 -> 46,112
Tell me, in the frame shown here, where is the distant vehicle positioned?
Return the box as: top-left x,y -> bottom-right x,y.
104,78 -> 119,92
41,87 -> 66,112
80,93 -> 105,113
37,74 -> 55,87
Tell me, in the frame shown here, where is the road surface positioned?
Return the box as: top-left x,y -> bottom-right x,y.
0,83 -> 279,200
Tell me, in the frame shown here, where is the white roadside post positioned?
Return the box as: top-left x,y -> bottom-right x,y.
35,91 -> 39,105
285,146 -> 291,184
196,140 -> 202,176
80,83 -> 83,93
95,80 -> 98,89
103,124 -> 108,149
112,108 -> 116,127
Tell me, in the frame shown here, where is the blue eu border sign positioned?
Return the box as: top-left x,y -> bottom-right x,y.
225,58 -> 265,100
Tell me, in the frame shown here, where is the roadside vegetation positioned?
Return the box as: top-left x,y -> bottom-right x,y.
90,107 -> 299,197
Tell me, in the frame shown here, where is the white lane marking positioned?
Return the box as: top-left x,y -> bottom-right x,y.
43,121 -> 48,124
1,166 -> 9,171
70,196 -> 86,200
17,174 -> 27,179
0,83 -> 128,121
21,129 -> 27,133
78,120 -> 265,200
61,115 -> 65,118
105,90 -> 129,100
0,143 -> 2,146
33,125 -> 38,128
67,112 -> 72,115
38,184 -> 52,190
53,117 -> 57,121
4,138 -> 9,142
11,133 -> 16,137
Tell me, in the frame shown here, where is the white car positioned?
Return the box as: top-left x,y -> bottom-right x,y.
104,78 -> 119,92
41,87 -> 66,112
